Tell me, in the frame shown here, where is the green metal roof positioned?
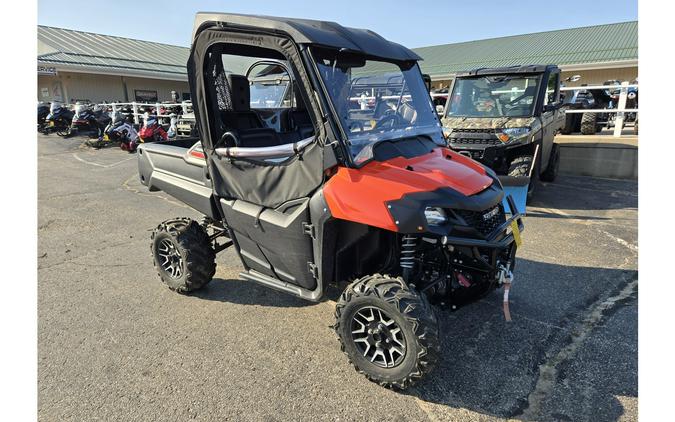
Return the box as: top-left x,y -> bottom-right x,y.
413,21 -> 638,78
38,21 -> 638,81
37,26 -> 190,79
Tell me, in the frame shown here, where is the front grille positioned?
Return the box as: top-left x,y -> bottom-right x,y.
454,205 -> 506,237
450,138 -> 502,146
449,128 -> 502,146
453,128 -> 499,134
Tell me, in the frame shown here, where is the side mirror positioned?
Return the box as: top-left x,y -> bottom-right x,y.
543,103 -> 559,113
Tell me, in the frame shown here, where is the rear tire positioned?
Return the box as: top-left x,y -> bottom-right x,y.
540,144 -> 560,182
580,112 -> 597,135
334,274 -> 439,389
151,218 -> 216,293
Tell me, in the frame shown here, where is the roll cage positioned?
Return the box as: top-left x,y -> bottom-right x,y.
189,12 -> 430,168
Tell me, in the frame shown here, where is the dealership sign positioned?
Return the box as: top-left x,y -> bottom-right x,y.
135,89 -> 158,102
38,65 -> 57,75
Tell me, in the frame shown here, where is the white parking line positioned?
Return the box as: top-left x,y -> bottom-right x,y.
600,230 -> 638,253
72,153 -> 135,168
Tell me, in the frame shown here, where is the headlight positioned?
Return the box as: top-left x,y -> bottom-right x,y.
499,127 -> 531,143
442,127 -> 453,139
424,207 -> 447,225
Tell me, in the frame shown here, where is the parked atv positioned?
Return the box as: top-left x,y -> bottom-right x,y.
138,12 -> 524,389
566,80 -> 624,135
441,65 -> 566,211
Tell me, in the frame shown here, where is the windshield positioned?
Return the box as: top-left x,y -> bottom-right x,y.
446,75 -> 541,118
49,102 -> 63,113
312,48 -> 442,164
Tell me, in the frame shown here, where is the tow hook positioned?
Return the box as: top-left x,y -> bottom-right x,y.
497,264 -> 514,322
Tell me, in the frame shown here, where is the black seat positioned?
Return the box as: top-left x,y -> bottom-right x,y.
287,85 -> 314,139
238,128 -> 283,148
220,74 -> 282,148
220,74 -> 265,131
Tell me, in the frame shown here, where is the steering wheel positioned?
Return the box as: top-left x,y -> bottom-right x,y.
374,113 -> 404,130
218,131 -> 240,148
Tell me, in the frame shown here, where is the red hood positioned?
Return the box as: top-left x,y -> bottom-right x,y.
324,147 -> 494,231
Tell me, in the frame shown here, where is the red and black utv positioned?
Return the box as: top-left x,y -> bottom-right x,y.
138,12 -> 524,389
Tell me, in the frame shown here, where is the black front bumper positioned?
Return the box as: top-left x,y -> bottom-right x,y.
441,194 -> 524,250
449,141 -> 510,164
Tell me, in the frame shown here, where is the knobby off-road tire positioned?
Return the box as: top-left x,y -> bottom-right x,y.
334,274 -> 439,389
151,218 -> 216,293
540,144 -> 560,182
507,156 -> 532,177
508,155 -> 536,197
580,112 -> 598,135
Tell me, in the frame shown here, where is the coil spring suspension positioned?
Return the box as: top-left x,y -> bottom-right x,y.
400,235 -> 418,282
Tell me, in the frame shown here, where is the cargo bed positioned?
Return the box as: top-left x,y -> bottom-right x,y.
137,138 -> 219,219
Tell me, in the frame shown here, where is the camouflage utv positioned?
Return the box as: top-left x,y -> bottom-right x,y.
440,65 -> 565,211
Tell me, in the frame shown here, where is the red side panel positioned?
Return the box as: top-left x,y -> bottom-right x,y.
323,148 -> 493,231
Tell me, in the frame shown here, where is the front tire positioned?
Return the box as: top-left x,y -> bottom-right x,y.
151,218 -> 216,293
508,155 -> 536,197
580,112 -> 597,135
334,274 -> 439,389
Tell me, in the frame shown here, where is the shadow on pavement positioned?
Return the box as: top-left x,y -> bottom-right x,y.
531,175 -> 637,213
192,277 -> 314,308
525,209 -> 612,221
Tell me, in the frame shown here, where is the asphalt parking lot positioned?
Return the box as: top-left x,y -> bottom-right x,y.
38,134 -> 637,422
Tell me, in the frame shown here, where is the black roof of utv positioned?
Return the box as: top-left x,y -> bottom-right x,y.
192,12 -> 421,62
455,64 -> 558,77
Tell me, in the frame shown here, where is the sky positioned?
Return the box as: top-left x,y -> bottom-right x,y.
37,0 -> 637,48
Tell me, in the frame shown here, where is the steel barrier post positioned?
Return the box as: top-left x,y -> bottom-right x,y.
614,81 -> 629,137
132,102 -> 139,125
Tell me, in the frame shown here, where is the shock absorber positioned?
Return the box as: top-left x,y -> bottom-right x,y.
400,235 -> 418,282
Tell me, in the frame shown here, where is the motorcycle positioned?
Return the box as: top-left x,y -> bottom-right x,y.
70,104 -> 111,138
44,101 -> 74,137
